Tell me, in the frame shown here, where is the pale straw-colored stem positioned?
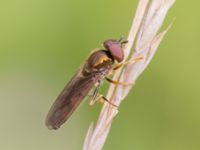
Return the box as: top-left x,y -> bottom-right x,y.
83,0 -> 176,150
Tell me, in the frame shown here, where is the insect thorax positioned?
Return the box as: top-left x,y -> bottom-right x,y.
85,50 -> 114,72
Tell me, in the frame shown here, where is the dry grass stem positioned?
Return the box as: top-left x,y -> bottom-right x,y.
83,0 -> 175,150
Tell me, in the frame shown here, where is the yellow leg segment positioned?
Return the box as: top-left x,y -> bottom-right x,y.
113,56 -> 144,70
89,94 -> 117,107
105,77 -> 134,86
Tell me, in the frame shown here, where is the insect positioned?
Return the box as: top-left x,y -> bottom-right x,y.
45,39 -> 135,130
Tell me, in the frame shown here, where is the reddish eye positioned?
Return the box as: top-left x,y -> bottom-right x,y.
103,39 -> 124,62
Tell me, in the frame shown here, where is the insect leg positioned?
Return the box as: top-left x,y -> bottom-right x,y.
113,56 -> 144,71
105,77 -> 134,86
89,81 -> 101,106
89,94 -> 118,107
99,95 -> 118,107
106,56 -> 143,86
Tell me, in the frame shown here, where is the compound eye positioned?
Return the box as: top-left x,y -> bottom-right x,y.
103,40 -> 124,62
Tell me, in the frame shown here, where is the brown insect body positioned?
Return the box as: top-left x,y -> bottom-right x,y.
46,39 -> 125,130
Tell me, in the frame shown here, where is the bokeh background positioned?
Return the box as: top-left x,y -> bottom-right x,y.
0,1 -> 199,150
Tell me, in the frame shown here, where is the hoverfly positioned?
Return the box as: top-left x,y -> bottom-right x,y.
45,39 -> 128,130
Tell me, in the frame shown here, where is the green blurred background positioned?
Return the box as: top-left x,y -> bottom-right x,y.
0,0 -> 199,150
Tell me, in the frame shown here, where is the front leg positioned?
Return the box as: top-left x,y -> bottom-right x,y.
113,56 -> 144,71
